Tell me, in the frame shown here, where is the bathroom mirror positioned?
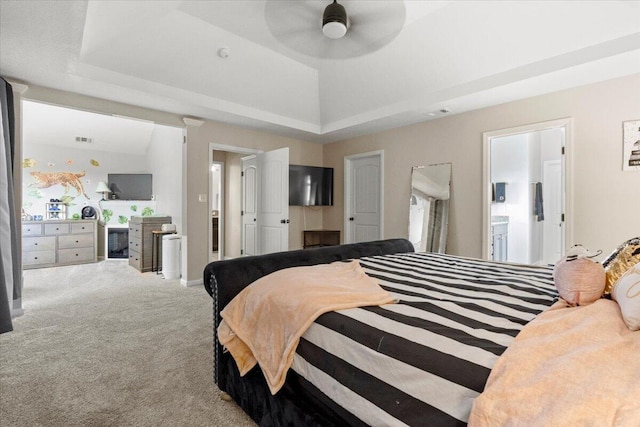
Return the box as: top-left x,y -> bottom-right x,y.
408,163 -> 452,253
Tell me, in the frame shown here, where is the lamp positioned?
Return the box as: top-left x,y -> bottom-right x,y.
95,181 -> 112,201
322,0 -> 348,39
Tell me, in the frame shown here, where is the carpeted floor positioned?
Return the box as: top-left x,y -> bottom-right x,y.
0,261 -> 255,427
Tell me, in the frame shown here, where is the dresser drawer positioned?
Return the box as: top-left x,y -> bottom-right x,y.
58,233 -> 94,249
23,250 -> 56,266
129,236 -> 141,252
22,223 -> 43,236
71,222 -> 94,234
129,252 -> 141,270
44,223 -> 70,235
23,236 -> 56,252
129,224 -> 142,239
58,247 -> 94,263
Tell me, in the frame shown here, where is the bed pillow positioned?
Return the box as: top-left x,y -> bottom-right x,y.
553,257 -> 605,306
611,263 -> 640,331
602,237 -> 640,295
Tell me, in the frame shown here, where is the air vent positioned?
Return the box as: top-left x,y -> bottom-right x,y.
75,136 -> 94,144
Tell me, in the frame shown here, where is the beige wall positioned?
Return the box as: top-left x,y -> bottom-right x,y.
323,73 -> 640,259
16,74 -> 640,283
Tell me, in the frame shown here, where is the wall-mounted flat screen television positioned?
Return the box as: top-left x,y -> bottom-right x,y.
289,165 -> 333,206
108,173 -> 153,200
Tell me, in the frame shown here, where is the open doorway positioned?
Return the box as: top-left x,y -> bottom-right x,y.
209,144 -> 289,260
482,118 -> 573,265
209,144 -> 259,262
210,161 -> 223,261
19,99 -> 183,293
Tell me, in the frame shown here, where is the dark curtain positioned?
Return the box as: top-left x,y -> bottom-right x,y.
0,76 -> 18,334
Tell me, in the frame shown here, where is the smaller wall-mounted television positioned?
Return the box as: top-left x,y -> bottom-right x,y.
108,173 -> 153,200
289,165 -> 333,206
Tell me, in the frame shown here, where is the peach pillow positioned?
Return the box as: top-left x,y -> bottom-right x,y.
553,258 -> 605,306
611,263 -> 640,331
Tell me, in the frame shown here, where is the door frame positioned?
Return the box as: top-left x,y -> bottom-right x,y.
343,150 -> 384,244
209,143 -> 261,261
481,118 -> 574,260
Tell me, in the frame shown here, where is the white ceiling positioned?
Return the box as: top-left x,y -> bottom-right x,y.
1,0 -> 640,146
22,100 -> 157,156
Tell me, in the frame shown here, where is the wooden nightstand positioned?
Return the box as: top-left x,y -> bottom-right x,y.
303,230 -> 340,249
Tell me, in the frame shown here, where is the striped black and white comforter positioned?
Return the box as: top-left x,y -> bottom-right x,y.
291,252 -> 557,426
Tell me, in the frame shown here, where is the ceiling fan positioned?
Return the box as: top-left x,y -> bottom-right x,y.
264,0 -> 406,60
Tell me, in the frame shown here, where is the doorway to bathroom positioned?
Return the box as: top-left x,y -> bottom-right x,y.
482,118 -> 572,265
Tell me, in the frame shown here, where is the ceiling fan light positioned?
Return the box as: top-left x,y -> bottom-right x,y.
323,21 -> 347,39
322,0 -> 348,39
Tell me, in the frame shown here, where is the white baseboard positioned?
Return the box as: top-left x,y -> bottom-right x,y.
11,297 -> 24,318
11,308 -> 24,318
181,278 -> 202,287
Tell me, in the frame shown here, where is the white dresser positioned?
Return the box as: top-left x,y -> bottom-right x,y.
22,220 -> 98,269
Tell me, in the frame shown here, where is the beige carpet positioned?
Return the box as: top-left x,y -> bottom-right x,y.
0,261 -> 255,427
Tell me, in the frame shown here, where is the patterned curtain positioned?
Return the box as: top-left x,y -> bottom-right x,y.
0,77 -> 18,334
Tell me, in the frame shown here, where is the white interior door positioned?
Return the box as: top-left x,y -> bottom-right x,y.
543,160 -> 563,264
241,156 -> 257,256
256,147 -> 289,254
345,152 -> 382,243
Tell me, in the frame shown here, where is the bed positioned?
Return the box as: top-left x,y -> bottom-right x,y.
203,238 -> 640,426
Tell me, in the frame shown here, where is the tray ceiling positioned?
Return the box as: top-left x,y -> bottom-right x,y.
1,0 -> 639,144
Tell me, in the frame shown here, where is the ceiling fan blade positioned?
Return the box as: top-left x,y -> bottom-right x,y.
264,0 -> 406,60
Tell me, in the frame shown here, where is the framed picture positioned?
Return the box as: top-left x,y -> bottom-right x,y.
623,119 -> 640,171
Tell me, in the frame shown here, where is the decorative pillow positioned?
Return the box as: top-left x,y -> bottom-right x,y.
611,263 -> 640,331
553,257 -> 605,306
602,237 -> 640,295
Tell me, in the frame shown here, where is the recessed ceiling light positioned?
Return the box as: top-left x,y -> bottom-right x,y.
218,47 -> 230,59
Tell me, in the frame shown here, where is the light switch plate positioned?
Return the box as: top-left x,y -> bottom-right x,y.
198,194 -> 207,202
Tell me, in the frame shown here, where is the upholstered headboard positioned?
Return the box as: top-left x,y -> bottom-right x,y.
203,238 -> 415,389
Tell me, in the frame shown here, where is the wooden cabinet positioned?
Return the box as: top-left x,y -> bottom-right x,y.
303,230 -> 340,249
22,220 -> 97,269
128,216 -> 171,272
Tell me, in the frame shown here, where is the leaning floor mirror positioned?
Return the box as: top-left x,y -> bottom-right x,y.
408,163 -> 452,253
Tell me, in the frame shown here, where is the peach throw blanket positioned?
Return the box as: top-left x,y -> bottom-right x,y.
469,299 -> 640,426
217,260 -> 396,394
